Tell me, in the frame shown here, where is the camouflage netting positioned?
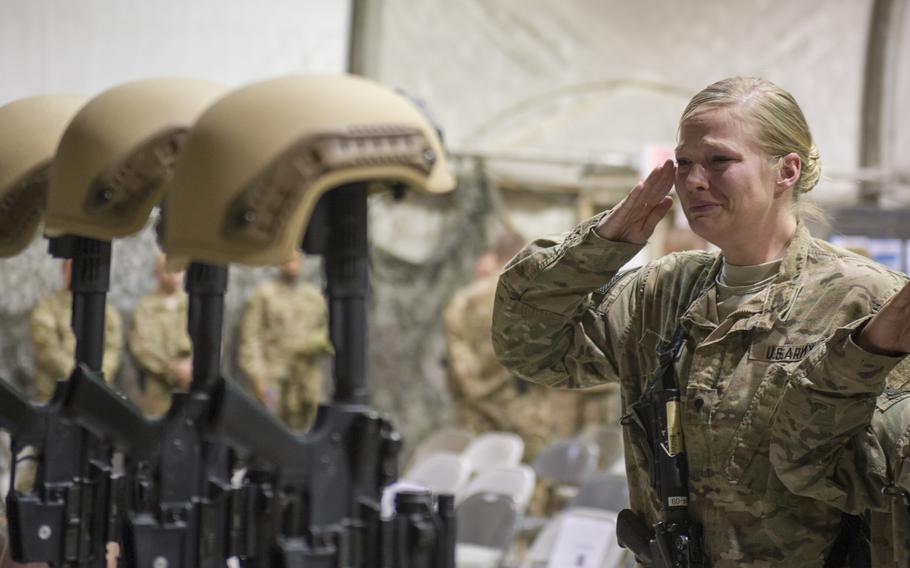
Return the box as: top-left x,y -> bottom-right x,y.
0,161 -> 495,459
368,160 -> 495,454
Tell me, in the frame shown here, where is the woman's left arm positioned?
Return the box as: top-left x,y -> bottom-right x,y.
770,280 -> 910,514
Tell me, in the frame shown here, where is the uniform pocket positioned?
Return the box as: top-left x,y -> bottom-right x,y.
722,364 -> 790,499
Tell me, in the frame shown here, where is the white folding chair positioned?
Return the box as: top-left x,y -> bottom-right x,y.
401,451 -> 470,496
569,471 -> 630,513
455,465 -> 538,567
461,431 -> 524,475
578,425 -> 625,473
457,492 -> 519,553
532,437 -> 600,485
405,427 -> 474,471
521,507 -> 627,568
460,464 -> 536,512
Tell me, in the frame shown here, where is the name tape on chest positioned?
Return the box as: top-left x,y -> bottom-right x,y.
750,341 -> 818,363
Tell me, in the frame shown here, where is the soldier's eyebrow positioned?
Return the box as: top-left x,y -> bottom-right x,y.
675,139 -> 742,157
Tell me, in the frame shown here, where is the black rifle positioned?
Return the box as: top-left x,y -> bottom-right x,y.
60,263 -> 234,568
19,182 -> 456,566
4,236 -> 116,567
382,490 -> 456,568
202,373 -> 454,567
0,368 -> 112,566
617,327 -> 704,567
206,374 -> 400,566
59,184 -> 454,567
60,346 -> 319,566
210,182 -> 454,566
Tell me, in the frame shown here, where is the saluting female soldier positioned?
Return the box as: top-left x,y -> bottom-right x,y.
492,77 -> 910,567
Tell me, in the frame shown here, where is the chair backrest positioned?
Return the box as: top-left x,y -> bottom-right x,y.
521,507 -> 623,568
406,427 -> 474,470
461,431 -> 524,474
568,471 -> 630,512
531,437 -> 600,485
461,465 -> 536,512
401,451 -> 470,495
456,492 -> 519,551
577,425 -> 625,473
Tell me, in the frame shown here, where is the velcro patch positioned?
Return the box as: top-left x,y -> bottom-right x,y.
750,341 -> 818,362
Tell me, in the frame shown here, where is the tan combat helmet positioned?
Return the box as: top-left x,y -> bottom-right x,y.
44,78 -> 225,240
0,94 -> 87,257
162,74 -> 456,268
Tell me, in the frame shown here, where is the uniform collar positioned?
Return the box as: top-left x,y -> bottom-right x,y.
682,223 -> 811,332
761,223 -> 812,323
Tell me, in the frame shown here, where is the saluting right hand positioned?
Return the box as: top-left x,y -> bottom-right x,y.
595,159 -> 676,244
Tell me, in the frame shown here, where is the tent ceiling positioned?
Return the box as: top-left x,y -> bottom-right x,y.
370,0 -> 878,205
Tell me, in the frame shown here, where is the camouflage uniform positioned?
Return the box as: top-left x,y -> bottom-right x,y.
787,360 -> 910,567
238,280 -> 333,430
492,215 -> 907,567
444,274 -> 615,461
30,289 -> 122,402
767,258 -> 910,566
128,290 -> 192,416
869,384 -> 910,566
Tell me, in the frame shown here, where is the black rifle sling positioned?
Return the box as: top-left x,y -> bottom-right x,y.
647,325 -> 687,394
645,265 -> 710,394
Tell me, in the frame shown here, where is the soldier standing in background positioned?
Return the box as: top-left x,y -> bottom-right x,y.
443,232 -> 616,462
29,258 -> 122,402
238,251 -> 333,430
128,253 -> 192,416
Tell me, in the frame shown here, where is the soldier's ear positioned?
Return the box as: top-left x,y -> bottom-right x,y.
774,153 -> 801,196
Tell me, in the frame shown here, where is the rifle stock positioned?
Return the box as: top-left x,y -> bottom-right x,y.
206,377 -> 308,477
62,364 -> 157,455
0,378 -> 45,441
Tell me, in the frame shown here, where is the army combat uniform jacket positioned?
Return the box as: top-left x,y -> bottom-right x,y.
128,290 -> 192,416
238,279 -> 333,430
492,215 -> 906,567
770,252 -> 910,565
30,289 -> 122,402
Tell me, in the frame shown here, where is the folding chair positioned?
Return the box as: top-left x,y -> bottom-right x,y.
569,471 -> 630,513
405,427 -> 474,471
521,507 -> 627,568
461,431 -> 524,475
456,492 -> 519,568
578,425 -> 625,474
402,451 -> 470,496
532,437 -> 600,485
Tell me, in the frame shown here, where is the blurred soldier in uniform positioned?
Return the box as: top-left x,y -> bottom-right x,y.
238,252 -> 333,430
443,231 -> 615,462
29,259 -> 123,402
128,253 -> 192,416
